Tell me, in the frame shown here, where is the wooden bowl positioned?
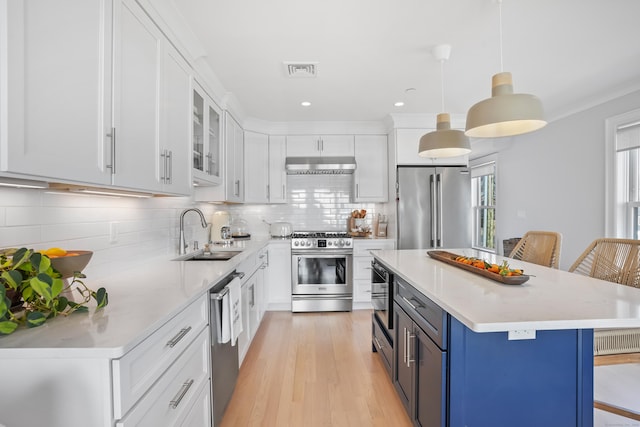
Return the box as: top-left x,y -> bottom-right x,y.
50,251 -> 93,279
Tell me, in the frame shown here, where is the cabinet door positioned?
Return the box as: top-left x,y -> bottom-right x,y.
265,242 -> 292,310
285,135 -> 320,156
112,0 -> 162,191
268,135 -> 287,203
414,326 -> 446,427
192,83 -> 222,186
354,135 -> 388,202
393,303 -> 412,415
2,0 -> 111,184
244,131 -> 269,203
319,135 -> 355,156
237,282 -> 250,365
224,113 -> 244,202
161,45 -> 191,195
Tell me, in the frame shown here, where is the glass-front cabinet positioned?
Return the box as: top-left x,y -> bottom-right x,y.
192,82 -> 222,185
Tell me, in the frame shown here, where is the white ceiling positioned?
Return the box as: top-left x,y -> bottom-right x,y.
170,0 -> 640,123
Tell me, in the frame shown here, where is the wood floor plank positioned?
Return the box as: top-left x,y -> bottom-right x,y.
221,310 -> 412,427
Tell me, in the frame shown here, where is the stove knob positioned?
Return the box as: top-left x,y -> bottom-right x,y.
328,241 -> 333,246
345,240 -> 351,247
306,241 -> 312,247
338,239 -> 344,247
293,241 -> 299,246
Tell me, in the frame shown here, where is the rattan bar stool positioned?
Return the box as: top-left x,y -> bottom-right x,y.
508,230 -> 562,269
569,238 -> 640,358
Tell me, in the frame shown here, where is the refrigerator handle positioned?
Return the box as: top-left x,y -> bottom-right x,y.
437,173 -> 443,247
430,174 -> 436,248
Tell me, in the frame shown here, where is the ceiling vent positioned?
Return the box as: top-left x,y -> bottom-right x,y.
283,62 -> 318,78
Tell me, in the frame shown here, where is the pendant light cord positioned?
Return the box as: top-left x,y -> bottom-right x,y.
440,59 -> 445,112
498,0 -> 504,72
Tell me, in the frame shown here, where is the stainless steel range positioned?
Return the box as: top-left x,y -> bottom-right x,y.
291,231 -> 353,312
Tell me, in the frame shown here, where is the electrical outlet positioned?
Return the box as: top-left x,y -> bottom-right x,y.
508,329 -> 536,340
109,222 -> 118,244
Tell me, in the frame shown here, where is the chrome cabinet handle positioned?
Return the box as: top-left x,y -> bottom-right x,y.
106,127 -> 116,174
374,336 -> 383,350
169,379 -> 194,409
266,184 -> 270,199
167,150 -> 173,184
436,173 -> 442,247
356,183 -> 359,198
166,326 -> 192,348
402,327 -> 408,365
282,184 -> 285,199
401,295 -> 418,311
160,150 -> 167,183
407,331 -> 415,367
235,179 -> 240,196
205,152 -> 211,174
430,174 -> 436,247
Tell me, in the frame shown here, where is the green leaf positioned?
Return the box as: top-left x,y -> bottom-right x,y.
93,288 -> 109,309
31,252 -> 51,274
1,270 -> 22,290
51,278 -> 64,298
22,286 -> 33,300
26,311 -> 47,328
10,248 -> 31,269
30,275 -> 53,302
0,296 -> 8,318
55,296 -> 69,312
72,306 -> 89,313
0,320 -> 18,335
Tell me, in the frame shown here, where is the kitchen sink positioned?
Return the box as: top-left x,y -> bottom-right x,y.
179,250 -> 243,261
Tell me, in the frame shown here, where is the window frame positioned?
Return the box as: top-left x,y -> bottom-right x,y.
605,108 -> 640,237
470,155 -> 497,253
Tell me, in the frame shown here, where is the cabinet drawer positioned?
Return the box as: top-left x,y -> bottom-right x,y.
112,294 -> 208,418
354,278 -> 372,302
116,328 -> 210,427
180,378 -> 211,427
372,315 -> 392,378
353,240 -> 395,256
395,277 -> 447,350
354,256 -> 373,280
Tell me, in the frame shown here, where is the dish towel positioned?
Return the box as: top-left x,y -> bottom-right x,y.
227,276 -> 243,346
220,289 -> 231,344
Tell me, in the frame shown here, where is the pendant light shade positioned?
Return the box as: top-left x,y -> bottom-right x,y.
465,72 -> 546,138
418,44 -> 471,158
419,113 -> 471,158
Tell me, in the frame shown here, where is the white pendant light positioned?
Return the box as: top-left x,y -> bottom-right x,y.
418,44 -> 471,158
465,0 -> 547,138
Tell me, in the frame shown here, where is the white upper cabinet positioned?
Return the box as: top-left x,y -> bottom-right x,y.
1,0 -> 193,195
243,133 -> 287,204
244,131 -> 269,203
160,44 -> 192,195
268,136 -> 287,204
192,82 -> 222,186
1,0 -> 112,184
354,135 -> 388,202
224,112 -> 244,203
286,135 -> 354,157
395,128 -> 468,166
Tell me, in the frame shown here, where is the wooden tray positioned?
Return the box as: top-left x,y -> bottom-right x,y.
427,250 -> 530,285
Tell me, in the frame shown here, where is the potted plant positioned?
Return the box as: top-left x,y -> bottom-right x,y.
0,247 -> 108,335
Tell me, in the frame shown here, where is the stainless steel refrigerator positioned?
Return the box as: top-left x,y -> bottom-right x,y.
397,166 -> 471,249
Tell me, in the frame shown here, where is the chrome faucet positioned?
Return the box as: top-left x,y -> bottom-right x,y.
178,208 -> 209,255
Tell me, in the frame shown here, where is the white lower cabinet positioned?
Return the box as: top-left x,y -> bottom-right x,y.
353,239 -> 395,305
266,240 -> 292,311
180,379 -> 212,427
116,328 -> 210,427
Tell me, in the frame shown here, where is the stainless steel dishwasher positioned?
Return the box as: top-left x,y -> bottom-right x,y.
209,271 -> 243,426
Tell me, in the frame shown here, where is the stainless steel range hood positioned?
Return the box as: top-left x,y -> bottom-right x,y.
285,156 -> 357,174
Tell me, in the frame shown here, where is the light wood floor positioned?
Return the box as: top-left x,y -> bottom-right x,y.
220,310 -> 412,427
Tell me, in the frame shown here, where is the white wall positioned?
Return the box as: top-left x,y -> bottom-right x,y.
494,89 -> 640,270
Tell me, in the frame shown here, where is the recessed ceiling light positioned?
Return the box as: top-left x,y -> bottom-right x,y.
301,101 -> 311,107
394,102 -> 405,107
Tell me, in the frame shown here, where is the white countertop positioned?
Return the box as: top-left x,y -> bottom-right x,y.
0,238 -> 271,358
373,249 -> 640,333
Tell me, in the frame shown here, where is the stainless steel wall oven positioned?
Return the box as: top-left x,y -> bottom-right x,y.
291,231 -> 353,312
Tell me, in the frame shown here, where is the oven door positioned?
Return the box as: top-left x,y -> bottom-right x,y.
291,252 -> 353,296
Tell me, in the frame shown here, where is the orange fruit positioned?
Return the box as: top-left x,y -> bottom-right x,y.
44,247 -> 67,257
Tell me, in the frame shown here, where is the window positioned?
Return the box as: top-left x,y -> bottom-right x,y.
606,109 -> 640,238
471,160 -> 496,251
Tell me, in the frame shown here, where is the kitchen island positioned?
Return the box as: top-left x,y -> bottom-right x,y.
372,249 -> 640,427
